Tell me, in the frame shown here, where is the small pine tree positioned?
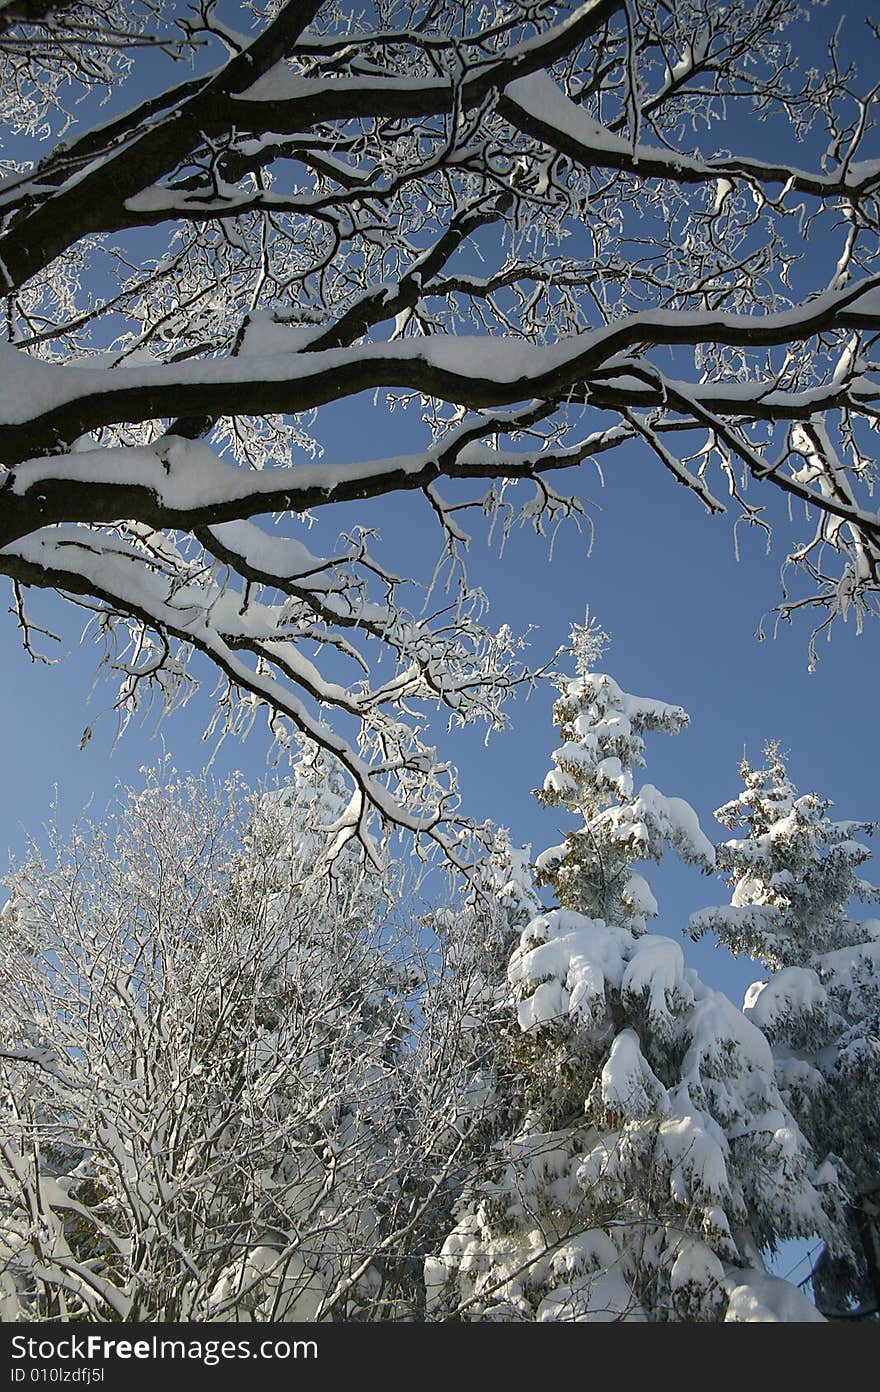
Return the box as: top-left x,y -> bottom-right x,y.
427,621 -> 829,1322
690,744 -> 880,1318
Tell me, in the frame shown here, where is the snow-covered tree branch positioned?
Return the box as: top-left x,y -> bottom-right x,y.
3,0 -> 880,845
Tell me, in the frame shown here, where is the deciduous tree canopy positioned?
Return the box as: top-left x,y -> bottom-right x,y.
2,0 -> 879,852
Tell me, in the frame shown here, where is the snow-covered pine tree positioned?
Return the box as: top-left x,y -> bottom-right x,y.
426,619 -> 829,1322
689,744 -> 880,1318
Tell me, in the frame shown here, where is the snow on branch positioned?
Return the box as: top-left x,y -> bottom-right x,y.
2,0 -> 880,845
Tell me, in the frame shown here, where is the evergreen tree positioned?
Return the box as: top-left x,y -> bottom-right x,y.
427,621 -> 829,1322
690,745 -> 880,1318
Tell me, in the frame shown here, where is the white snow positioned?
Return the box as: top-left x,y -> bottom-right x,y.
658,1108 -> 731,1204
602,783 -> 716,868
724,1269 -> 826,1322
670,1238 -> 726,1297
743,967 -> 826,1032
504,72 -> 633,158
623,872 -> 658,918
509,909 -> 629,1033
622,935 -> 692,1028
598,1029 -> 669,1120
238,311 -> 325,355
536,1265 -> 647,1322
